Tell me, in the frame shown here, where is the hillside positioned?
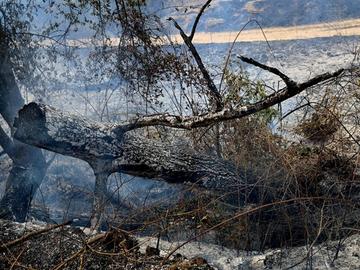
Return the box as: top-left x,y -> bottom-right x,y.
171,18 -> 360,44
147,0 -> 360,32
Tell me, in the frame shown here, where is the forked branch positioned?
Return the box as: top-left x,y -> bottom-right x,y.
119,67 -> 345,131
167,0 -> 222,111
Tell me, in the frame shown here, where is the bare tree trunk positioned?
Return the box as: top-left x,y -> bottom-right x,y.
0,32 -> 47,221
89,161 -> 111,231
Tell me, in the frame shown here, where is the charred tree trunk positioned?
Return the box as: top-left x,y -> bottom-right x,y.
89,161 -> 112,231
0,30 -> 47,221
0,147 -> 46,221
14,103 -> 252,189
13,103 -> 256,225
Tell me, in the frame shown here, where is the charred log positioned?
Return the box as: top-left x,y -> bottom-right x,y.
13,102 -> 254,191
13,102 -> 259,228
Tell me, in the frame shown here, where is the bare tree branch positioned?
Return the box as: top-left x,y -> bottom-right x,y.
118,68 -> 345,131
168,16 -> 223,111
238,55 -> 298,89
0,220 -> 72,251
189,0 -> 213,41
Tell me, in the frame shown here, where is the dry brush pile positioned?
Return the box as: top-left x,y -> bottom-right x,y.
110,69 -> 360,253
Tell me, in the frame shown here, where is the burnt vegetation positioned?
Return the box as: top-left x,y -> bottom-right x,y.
0,0 -> 359,269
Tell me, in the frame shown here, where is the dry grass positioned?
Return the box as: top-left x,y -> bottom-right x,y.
170,18 -> 360,44
60,18 -> 360,47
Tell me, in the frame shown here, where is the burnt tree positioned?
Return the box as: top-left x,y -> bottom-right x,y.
13,103 -> 253,228
0,0 -> 348,228
0,28 -> 47,221
13,61 -> 344,228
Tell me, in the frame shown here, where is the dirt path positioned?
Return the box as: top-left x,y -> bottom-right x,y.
171,18 -> 360,44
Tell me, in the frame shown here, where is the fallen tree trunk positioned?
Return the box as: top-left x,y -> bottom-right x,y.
13,102 -> 256,228
13,103 -> 252,190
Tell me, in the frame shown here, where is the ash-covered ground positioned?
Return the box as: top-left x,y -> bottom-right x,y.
0,219 -> 359,270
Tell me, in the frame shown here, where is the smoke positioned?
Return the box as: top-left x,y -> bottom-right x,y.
31,154 -> 183,223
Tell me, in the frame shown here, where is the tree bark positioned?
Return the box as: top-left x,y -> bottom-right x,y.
0,149 -> 46,221
0,31 -> 47,221
14,102 -> 254,191
89,161 -> 111,231
13,102 -> 258,227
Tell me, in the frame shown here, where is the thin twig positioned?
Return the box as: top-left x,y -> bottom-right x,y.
46,153 -> 57,169
162,197 -> 334,262
280,102 -> 310,121
10,246 -> 27,270
52,248 -> 84,270
0,221 -> 72,251
219,19 -> 277,92
51,233 -> 106,270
